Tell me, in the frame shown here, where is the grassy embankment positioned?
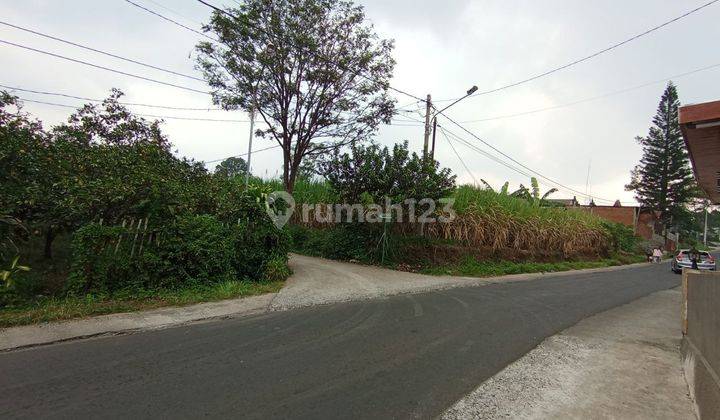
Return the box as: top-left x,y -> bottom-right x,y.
283,181 -> 646,272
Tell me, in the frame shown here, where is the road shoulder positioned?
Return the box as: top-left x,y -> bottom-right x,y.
442,288 -> 696,419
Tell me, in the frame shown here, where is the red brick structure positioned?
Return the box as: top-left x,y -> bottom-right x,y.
553,198 -> 675,250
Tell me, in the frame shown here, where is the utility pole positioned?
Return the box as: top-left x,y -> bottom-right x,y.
430,117 -> 438,160
429,85 -> 478,161
423,94 -> 432,159
244,108 -> 256,188
704,205 -> 709,246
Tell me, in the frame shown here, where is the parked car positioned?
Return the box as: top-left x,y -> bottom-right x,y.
671,250 -> 716,274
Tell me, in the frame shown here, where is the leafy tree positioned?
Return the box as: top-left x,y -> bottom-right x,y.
214,156 -> 248,178
0,92 -> 53,256
53,88 -> 169,149
196,0 -> 396,193
1,90 -> 213,258
626,82 -> 696,235
318,141 -> 455,205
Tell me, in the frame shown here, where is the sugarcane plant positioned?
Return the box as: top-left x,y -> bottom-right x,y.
0,215 -> 30,288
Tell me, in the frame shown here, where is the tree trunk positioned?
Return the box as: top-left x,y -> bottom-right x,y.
44,226 -> 55,260
284,150 -> 303,194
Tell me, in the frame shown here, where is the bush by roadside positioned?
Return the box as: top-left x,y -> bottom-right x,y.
66,212 -> 290,295
0,90 -> 294,326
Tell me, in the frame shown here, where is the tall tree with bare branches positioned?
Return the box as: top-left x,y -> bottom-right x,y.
196,0 -> 396,193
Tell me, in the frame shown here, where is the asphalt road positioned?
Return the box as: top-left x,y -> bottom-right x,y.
0,262 -> 681,419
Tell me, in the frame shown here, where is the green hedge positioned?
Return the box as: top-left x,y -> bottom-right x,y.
67,212 -> 290,295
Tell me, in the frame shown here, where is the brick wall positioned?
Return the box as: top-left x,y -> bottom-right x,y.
575,206 -> 662,243
580,206 -> 636,226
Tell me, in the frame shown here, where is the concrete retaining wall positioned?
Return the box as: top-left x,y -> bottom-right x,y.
682,270 -> 720,419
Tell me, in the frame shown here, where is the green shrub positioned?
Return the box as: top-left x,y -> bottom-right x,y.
143,214 -> 237,288
263,255 -> 292,282
601,221 -> 639,253
67,211 -> 291,295
318,141 -> 456,205
290,223 -> 387,263
66,224 -> 134,294
230,214 -> 290,281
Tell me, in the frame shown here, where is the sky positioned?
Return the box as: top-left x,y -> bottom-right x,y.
2,0 -> 720,205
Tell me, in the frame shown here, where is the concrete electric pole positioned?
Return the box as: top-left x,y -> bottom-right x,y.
244,108 -> 256,188
704,205 -> 709,246
423,94 -> 432,159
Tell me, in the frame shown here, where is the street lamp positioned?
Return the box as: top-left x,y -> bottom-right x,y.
430,85 -> 478,159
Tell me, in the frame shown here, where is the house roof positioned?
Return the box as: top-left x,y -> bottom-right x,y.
546,197 -> 579,206
679,100 -> 720,204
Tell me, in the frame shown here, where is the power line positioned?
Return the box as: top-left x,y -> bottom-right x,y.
194,0 -> 425,102
441,114 -> 618,203
0,20 -> 205,82
18,95 -> 419,126
123,0 -> 218,42
441,125 -> 620,203
436,0 -> 719,102
18,97 -> 249,122
438,126 -> 478,186
0,84 -> 223,111
203,144 -> 282,164
369,93 -> 629,203
459,62 -> 720,124
400,108 -> 538,182
143,0 -> 206,27
0,38 -> 210,95
441,126 -> 535,182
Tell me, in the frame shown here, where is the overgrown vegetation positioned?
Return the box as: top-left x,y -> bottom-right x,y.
0,92 -> 291,320
285,145 -> 643,267
431,186 -> 610,258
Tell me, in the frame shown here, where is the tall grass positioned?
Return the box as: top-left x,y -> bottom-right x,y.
254,180 -> 611,257
431,185 -> 609,256
252,178 -> 337,208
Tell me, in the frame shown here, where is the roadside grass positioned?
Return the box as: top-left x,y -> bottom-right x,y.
421,254 -> 647,277
0,280 -> 284,328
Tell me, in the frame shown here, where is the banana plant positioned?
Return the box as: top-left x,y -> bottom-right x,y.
481,178 -> 557,206
1,255 -> 30,288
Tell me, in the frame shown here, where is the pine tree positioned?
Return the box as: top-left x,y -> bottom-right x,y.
626,82 -> 696,233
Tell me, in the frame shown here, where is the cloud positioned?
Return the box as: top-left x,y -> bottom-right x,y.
2,0 -> 720,203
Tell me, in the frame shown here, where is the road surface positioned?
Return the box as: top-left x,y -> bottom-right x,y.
0,262 -> 680,419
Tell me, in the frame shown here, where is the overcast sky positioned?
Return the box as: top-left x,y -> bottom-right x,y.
2,0 -> 720,205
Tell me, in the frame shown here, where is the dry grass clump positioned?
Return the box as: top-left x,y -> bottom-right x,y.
425,186 -> 609,257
